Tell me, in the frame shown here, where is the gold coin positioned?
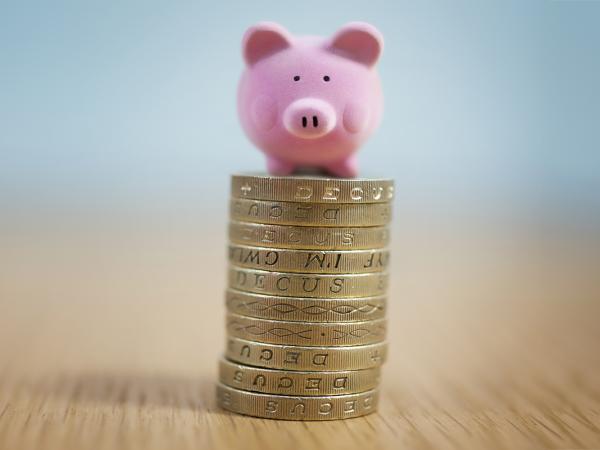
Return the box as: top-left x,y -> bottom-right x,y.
219,358 -> 381,396
226,314 -> 386,347
225,289 -> 386,322
228,221 -> 390,250
228,267 -> 388,298
228,244 -> 389,274
225,337 -> 387,371
217,383 -> 379,420
230,198 -> 391,227
231,174 -> 394,204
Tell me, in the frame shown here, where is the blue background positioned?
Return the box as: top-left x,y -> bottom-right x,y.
1,0 -> 598,221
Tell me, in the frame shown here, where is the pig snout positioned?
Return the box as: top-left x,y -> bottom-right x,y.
283,98 -> 336,139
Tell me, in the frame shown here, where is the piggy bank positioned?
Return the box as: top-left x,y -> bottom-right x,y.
238,22 -> 384,178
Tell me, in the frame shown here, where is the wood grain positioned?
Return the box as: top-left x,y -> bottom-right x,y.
1,219 -> 599,450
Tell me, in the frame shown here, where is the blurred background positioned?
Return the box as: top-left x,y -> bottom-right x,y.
1,0 -> 598,224
2,0 -> 600,365
1,1 -> 599,448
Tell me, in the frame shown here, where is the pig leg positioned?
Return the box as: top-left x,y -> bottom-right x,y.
266,155 -> 296,176
326,155 -> 358,178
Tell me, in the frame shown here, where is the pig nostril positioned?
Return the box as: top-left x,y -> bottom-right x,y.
302,116 -> 308,128
312,116 -> 319,128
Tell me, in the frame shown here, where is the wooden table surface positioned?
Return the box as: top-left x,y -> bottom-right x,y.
1,218 -> 599,450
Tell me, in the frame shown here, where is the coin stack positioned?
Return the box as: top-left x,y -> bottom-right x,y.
217,174 -> 393,420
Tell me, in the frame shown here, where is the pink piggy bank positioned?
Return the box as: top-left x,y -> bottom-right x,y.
238,22 -> 384,178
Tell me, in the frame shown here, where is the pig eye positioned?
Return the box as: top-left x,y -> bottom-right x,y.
293,75 -> 300,81
323,75 -> 330,82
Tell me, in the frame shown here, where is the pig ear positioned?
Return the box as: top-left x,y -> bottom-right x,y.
328,22 -> 383,67
242,22 -> 292,66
